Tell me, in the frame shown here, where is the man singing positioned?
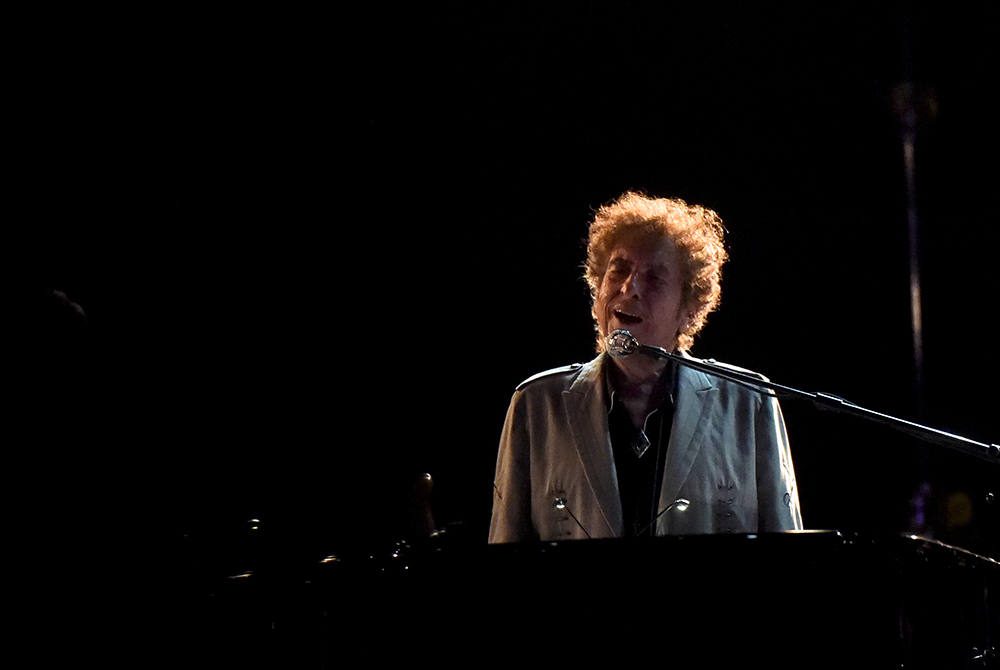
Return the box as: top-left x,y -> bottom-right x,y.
489,192 -> 802,542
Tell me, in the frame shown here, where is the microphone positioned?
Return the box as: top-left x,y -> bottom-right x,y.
635,498 -> 690,538
552,496 -> 592,539
606,329 -> 640,357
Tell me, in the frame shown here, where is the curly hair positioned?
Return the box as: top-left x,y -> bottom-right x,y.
584,191 -> 728,351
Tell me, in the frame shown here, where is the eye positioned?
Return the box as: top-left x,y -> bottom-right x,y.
606,262 -> 630,279
646,269 -> 671,286
638,272 -> 658,286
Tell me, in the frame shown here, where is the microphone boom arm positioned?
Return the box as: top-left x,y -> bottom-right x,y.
605,329 -> 999,465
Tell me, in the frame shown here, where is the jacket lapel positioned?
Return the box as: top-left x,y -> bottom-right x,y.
659,353 -> 718,509
562,355 -> 622,537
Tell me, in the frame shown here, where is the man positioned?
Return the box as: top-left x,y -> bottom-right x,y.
489,192 -> 802,543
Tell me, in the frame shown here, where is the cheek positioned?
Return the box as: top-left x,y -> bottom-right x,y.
592,295 -> 607,322
594,282 -> 611,310
600,276 -> 622,301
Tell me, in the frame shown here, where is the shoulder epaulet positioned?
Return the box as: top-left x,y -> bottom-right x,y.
687,355 -> 769,382
515,363 -> 584,391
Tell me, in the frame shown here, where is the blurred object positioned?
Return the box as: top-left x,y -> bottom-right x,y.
407,472 -> 438,540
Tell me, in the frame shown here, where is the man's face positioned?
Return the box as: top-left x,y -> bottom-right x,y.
593,233 -> 691,351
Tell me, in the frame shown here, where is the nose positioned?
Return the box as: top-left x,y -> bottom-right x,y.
621,271 -> 642,297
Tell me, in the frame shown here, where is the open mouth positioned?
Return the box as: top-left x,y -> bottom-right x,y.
614,309 -> 643,326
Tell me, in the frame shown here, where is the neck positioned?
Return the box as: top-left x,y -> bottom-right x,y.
609,349 -> 673,399
608,353 -> 674,428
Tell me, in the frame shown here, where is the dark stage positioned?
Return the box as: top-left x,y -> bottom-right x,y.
12,3 -> 999,665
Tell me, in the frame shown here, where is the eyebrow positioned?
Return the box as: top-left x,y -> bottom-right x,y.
607,255 -> 671,276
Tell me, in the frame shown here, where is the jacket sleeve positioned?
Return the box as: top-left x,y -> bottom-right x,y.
488,390 -> 539,543
755,394 -> 803,531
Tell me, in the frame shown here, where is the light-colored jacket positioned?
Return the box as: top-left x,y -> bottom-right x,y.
489,353 -> 803,543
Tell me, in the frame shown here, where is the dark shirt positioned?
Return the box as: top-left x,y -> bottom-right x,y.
607,363 -> 677,538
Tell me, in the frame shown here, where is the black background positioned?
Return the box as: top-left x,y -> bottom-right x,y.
14,3 -> 998,565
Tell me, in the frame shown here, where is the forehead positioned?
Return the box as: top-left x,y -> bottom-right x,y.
606,233 -> 681,268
